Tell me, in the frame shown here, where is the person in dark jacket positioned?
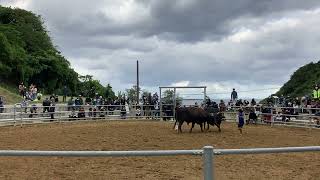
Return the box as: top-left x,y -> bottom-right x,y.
63,85 -> 67,102
247,110 -> 258,125
231,88 -> 238,103
49,97 -> 55,120
43,98 -> 51,114
0,96 -> 4,113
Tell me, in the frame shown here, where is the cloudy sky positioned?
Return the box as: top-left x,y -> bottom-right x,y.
2,0 -> 320,99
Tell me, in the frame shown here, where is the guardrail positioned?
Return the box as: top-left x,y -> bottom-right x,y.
223,105 -> 320,129
0,104 -> 175,126
1,146 -> 319,180
0,104 -> 319,129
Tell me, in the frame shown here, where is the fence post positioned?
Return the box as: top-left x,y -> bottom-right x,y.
58,105 -> 62,124
13,104 -> 16,126
159,88 -> 162,120
203,146 -> 214,180
20,105 -> 23,127
270,108 -> 274,127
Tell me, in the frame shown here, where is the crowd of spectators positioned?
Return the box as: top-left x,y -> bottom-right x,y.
18,83 -> 41,101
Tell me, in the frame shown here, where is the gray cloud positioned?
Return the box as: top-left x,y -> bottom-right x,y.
3,0 -> 320,98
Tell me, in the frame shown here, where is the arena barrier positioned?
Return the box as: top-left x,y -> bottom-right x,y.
0,104 -> 319,129
223,105 -> 320,129
0,104 -> 175,126
0,146 -> 319,180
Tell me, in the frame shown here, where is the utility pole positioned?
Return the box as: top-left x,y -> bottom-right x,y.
136,60 -> 139,105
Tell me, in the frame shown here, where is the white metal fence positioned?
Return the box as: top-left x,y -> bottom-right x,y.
0,104 -> 319,129
0,104 -> 172,126
223,105 -> 320,129
1,146 -> 320,180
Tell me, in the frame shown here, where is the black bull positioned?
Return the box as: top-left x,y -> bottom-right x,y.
173,107 -> 224,133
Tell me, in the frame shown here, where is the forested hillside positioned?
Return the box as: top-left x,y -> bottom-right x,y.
0,6 -> 114,97
276,61 -> 320,97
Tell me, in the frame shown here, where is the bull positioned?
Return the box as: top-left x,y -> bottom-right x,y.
205,112 -> 224,132
173,107 -> 224,133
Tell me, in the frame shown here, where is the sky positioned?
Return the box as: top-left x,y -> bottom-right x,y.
1,0 -> 320,99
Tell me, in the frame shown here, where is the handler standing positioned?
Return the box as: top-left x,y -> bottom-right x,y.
231,88 -> 238,103
238,109 -> 245,134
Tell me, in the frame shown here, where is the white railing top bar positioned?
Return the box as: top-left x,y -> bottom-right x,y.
0,146 -> 319,157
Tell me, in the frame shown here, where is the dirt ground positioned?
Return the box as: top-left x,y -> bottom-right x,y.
0,120 -> 319,180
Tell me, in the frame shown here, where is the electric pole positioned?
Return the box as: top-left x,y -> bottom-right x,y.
136,60 -> 139,105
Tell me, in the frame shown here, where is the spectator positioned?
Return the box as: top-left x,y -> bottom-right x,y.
0,96 -> 4,113
37,91 -> 42,101
67,97 -> 74,111
29,104 -> 38,118
43,98 -> 51,114
279,95 -> 285,105
311,99 -> 318,114
32,85 -> 37,100
204,96 -> 212,107
315,112 -> 320,128
136,107 -> 141,117
231,88 -> 238,103
74,96 -> 81,110
63,85 -> 67,102
244,100 -> 250,106
79,95 -> 84,105
21,98 -> 28,113
50,94 -> 55,101
24,91 -> 29,100
78,107 -> 86,119
49,98 -> 55,120
219,100 -> 226,112
54,95 -> 59,103
152,93 -> 159,103
251,98 -> 257,106
247,110 -> 258,125
235,99 -> 243,107
154,101 -> 160,118
18,82 -> 25,97
313,85 -> 319,100
120,105 -> 126,119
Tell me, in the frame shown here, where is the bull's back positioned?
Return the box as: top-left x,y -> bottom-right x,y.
177,107 -> 209,123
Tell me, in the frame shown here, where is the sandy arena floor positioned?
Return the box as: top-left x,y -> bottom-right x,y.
0,120 -> 319,180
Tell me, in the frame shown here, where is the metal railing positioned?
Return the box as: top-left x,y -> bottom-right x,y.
0,104 -> 176,126
222,105 -> 320,129
0,104 -> 319,129
0,146 -> 319,180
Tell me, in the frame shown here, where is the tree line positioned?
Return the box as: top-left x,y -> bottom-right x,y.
0,6 -> 116,99
276,61 -> 320,98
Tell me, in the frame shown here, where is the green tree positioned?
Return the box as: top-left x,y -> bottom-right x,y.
276,61 -> 320,98
0,32 -> 13,78
162,90 -> 182,106
126,85 -> 140,104
105,83 -> 116,99
0,6 -> 111,96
